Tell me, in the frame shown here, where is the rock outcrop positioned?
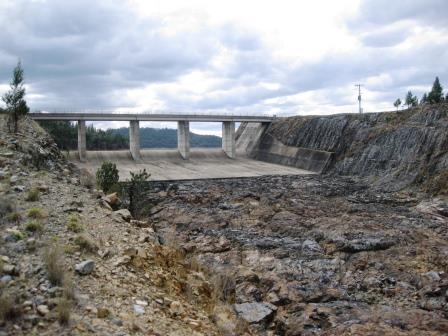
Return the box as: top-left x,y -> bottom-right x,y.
248,104 -> 448,191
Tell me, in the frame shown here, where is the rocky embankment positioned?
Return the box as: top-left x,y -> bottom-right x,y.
149,175 -> 448,335
0,116 -> 225,335
253,104 -> 448,192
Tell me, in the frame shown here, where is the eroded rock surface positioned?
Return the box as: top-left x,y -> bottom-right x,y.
151,175 -> 448,335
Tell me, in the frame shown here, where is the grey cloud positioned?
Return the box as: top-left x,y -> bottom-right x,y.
0,0 -> 219,109
361,27 -> 411,47
351,0 -> 448,29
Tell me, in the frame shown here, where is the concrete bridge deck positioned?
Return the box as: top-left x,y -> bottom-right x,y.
28,112 -> 274,123
69,148 -> 314,181
29,112 -> 274,162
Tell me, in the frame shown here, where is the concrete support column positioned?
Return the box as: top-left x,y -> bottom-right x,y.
177,121 -> 190,159
129,120 -> 141,161
77,120 -> 86,162
222,121 -> 235,158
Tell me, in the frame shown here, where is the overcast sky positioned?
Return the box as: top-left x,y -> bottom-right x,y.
0,0 -> 447,134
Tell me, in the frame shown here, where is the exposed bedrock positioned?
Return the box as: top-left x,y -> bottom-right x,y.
245,104 -> 448,191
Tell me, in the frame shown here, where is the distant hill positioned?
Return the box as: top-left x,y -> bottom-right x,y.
39,121 -> 221,150
113,127 -> 221,148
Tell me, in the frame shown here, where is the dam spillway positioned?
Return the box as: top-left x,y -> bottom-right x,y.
68,148 -> 314,181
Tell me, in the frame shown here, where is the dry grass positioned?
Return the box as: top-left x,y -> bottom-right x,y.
25,188 -> 40,202
27,207 -> 46,219
62,276 -> 76,301
67,214 -> 84,233
211,273 -> 236,304
79,168 -> 95,189
44,243 -> 65,286
0,292 -> 21,321
423,170 -> 448,195
74,234 -> 98,253
57,298 -> 71,325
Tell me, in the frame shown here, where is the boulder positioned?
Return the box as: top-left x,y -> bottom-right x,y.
75,260 -> 95,275
233,302 -> 277,324
103,192 -> 120,206
114,209 -> 132,222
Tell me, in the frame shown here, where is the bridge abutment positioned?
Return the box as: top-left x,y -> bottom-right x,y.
77,120 -> 86,162
177,121 -> 190,159
129,120 -> 141,161
222,121 -> 236,158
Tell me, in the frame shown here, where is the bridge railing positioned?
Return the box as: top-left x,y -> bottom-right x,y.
31,108 -> 276,117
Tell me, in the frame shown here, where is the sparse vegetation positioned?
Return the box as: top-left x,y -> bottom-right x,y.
67,214 -> 84,233
44,243 -> 65,286
211,273 -> 236,304
25,187 -> 40,202
96,161 -> 119,193
393,98 -> 402,111
25,220 -> 43,233
56,298 -> 71,325
0,197 -> 15,222
6,211 -> 22,223
0,292 -> 21,321
74,234 -> 98,253
79,168 -> 95,189
27,207 -> 46,219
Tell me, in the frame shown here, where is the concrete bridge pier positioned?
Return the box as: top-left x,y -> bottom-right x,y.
177,121 -> 190,159
77,120 -> 86,162
129,120 -> 141,161
222,121 -> 235,158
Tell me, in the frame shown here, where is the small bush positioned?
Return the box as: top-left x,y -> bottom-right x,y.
25,220 -> 43,233
6,212 -> 22,223
57,298 -> 71,325
79,168 -> 94,189
211,273 -> 236,304
74,234 -> 98,253
67,214 -> 84,233
27,207 -> 45,219
62,276 -> 76,301
0,197 -> 15,220
44,243 -> 65,286
96,161 -> 119,193
25,188 -> 40,202
0,293 -> 21,321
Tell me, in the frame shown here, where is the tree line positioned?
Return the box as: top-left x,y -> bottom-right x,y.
39,122 -> 221,150
39,121 -> 129,151
394,77 -> 446,110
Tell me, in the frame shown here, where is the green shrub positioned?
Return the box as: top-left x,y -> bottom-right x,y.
6,211 -> 22,223
124,169 -> 151,219
67,214 -> 84,233
27,207 -> 46,219
25,220 -> 43,233
25,188 -> 40,202
96,161 -> 119,193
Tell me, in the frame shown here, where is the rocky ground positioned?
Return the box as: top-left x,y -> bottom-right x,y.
0,117 -> 226,335
1,115 -> 448,335
149,175 -> 448,335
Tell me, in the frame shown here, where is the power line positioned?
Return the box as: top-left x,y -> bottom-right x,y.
355,84 -> 363,114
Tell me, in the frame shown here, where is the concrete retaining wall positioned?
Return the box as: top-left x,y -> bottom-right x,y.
236,122 -> 333,173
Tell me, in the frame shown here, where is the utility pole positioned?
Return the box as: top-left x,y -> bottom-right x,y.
355,84 -> 363,114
